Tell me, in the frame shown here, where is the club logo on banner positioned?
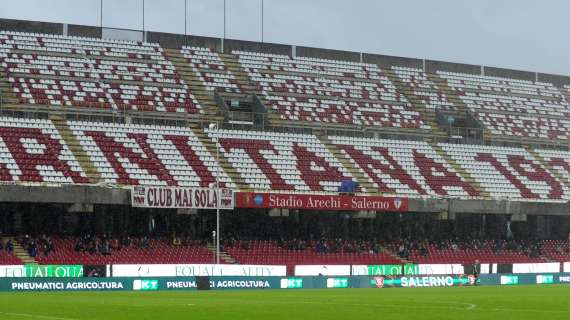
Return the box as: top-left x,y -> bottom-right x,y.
236,192 -> 408,212
131,186 -> 234,209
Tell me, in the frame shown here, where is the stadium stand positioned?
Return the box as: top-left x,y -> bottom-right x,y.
67,120 -> 234,187
438,71 -> 570,141
540,240 -> 570,262
226,240 -> 404,274
0,31 -> 200,113
328,135 -> 480,197
180,46 -> 241,94
206,128 -> 356,192
234,50 -> 430,130
0,23 -> 569,272
0,241 -> 20,264
439,143 -> 570,201
392,66 -> 458,112
28,236 -> 214,265
390,240 -> 547,264
0,116 -> 88,184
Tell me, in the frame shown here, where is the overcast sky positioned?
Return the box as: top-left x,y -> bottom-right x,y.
2,0 -> 570,76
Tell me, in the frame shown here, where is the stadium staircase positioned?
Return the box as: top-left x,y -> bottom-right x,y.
559,88 -> 570,108
218,53 -> 267,101
426,73 -> 494,141
206,243 -> 238,264
426,138 -> 490,197
163,48 -> 223,123
49,115 -> 102,184
382,69 -> 447,137
318,135 -> 376,193
189,124 -> 250,191
11,238 -> 37,265
0,65 -> 19,109
524,145 -> 570,189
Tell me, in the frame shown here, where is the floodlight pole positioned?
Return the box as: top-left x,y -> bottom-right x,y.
210,123 -> 221,265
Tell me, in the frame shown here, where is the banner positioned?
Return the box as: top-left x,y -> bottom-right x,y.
351,264 -> 463,276
111,264 -> 286,277
236,192 -> 408,212
0,266 -> 25,277
3,274 -> 570,291
25,265 -> 83,278
368,275 -> 477,288
565,262 -> 570,273
512,263 -> 560,274
416,264 -> 464,275
294,265 -> 350,276
131,186 -> 234,209
0,265 -> 83,278
479,273 -> 570,286
351,264 -> 405,276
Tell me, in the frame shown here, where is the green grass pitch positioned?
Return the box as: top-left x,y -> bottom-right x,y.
0,285 -> 568,320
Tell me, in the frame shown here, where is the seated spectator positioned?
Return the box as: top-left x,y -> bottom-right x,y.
6,240 -> 13,254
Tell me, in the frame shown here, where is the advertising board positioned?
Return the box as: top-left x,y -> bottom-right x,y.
236,192 -> 408,212
295,265 -> 350,276
111,264 -> 286,277
131,186 -> 234,209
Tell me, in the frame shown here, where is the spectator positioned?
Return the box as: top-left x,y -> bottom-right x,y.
6,240 -> 13,254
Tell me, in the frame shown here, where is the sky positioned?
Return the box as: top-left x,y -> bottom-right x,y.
1,0 -> 570,76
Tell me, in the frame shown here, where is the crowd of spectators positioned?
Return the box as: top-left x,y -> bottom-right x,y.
0,238 -> 14,254
390,238 -> 547,260
74,235 -> 151,255
19,234 -> 54,258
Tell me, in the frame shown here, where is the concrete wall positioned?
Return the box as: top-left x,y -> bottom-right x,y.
363,53 -> 423,69
484,66 -> 536,81
147,31 -> 221,51
223,39 -> 291,55
425,59 -> 480,75
0,184 -> 566,216
0,185 -> 129,205
538,73 -> 570,87
296,46 -> 360,62
0,18 -> 63,35
68,24 -> 102,39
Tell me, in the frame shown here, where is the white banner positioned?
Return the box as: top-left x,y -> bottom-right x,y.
111,264 -> 286,277
0,265 -> 26,277
131,186 -> 234,209
564,262 -> 570,272
417,264 -> 464,275
512,263 -> 560,274
294,265 -> 350,276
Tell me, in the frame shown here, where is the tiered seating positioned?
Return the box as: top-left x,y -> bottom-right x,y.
68,120 -> 233,187
539,240 -> 570,262
439,143 -> 569,201
234,50 -> 429,129
387,241 -> 547,264
438,71 -> 570,140
227,240 -> 402,274
206,129 -> 354,192
0,116 -> 88,184
181,46 -> 241,94
36,237 -> 213,264
392,66 -> 457,111
329,136 -> 479,198
537,148 -> 570,184
0,250 -> 21,264
0,31 -> 200,113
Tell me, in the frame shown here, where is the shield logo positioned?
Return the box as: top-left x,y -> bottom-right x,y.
373,277 -> 385,288
394,198 -> 402,209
